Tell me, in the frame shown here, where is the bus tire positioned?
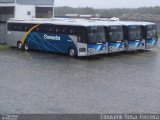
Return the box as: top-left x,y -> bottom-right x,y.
17,41 -> 22,49
69,48 -> 76,57
24,43 -> 29,51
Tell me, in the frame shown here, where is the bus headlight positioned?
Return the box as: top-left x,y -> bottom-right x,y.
79,48 -> 86,52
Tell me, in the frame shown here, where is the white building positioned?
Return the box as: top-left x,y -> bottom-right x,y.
0,0 -> 54,19
0,0 -> 54,43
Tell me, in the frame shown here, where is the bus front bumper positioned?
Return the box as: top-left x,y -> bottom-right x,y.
125,41 -> 144,51
145,39 -> 158,49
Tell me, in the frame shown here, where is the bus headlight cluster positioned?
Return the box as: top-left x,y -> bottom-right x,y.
79,48 -> 86,52
103,47 -> 106,50
88,48 -> 96,54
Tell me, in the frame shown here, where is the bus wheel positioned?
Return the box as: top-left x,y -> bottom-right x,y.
69,48 -> 76,57
17,41 -> 22,49
24,43 -> 29,51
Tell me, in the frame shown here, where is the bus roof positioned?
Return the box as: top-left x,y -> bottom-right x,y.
94,21 -> 123,26
117,21 -> 155,26
130,21 -> 155,26
7,18 -> 103,27
8,18 -> 156,27
88,20 -> 155,27
88,18 -> 156,27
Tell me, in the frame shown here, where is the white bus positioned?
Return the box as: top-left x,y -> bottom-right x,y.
120,21 -> 158,50
7,18 -> 106,57
119,21 -> 144,51
140,22 -> 158,49
101,21 -> 124,53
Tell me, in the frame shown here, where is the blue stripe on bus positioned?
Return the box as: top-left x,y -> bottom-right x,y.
146,39 -> 158,46
108,42 -> 125,48
128,41 -> 142,47
87,44 -> 106,51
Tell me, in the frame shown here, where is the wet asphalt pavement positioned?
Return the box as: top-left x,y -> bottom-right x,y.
0,47 -> 160,114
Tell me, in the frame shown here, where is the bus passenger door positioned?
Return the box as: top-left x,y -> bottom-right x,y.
76,35 -> 88,56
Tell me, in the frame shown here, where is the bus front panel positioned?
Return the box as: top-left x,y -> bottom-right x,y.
87,26 -> 107,55
124,26 -> 143,51
107,26 -> 125,53
145,25 -> 158,49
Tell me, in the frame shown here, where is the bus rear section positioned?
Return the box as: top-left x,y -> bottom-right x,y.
123,25 -> 144,51
105,25 -> 125,53
142,24 -> 158,49
7,20 -> 106,57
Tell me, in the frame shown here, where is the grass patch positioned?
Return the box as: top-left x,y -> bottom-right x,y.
0,44 -> 10,50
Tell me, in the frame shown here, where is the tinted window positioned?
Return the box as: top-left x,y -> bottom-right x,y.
88,26 -> 105,44
8,23 -> 36,32
108,26 -> 124,42
146,25 -> 157,39
128,26 -> 142,40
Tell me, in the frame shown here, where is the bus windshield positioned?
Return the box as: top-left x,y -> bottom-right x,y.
129,27 -> 142,40
147,26 -> 157,39
109,26 -> 123,42
88,26 -> 106,44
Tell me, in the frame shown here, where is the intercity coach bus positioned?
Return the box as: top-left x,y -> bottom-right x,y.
120,21 -> 158,50
140,22 -> 158,49
7,18 -> 106,57
120,22 -> 144,51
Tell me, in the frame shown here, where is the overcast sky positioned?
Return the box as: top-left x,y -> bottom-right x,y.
54,0 -> 160,9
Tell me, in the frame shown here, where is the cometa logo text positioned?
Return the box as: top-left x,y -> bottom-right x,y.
44,34 -> 61,41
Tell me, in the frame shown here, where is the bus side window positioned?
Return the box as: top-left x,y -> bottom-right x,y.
55,26 -> 62,34
27,24 -> 33,31
46,25 -> 51,33
62,27 -> 67,34
8,23 -> 13,31
48,25 -> 54,33
47,25 -> 56,33
52,26 -> 56,33
36,26 -> 40,32
69,29 -> 73,35
14,24 -> 19,31
27,24 -> 37,32
37,25 -> 45,33
23,24 -> 28,31
18,24 -> 23,31
55,28 -> 59,34
17,24 -> 22,31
